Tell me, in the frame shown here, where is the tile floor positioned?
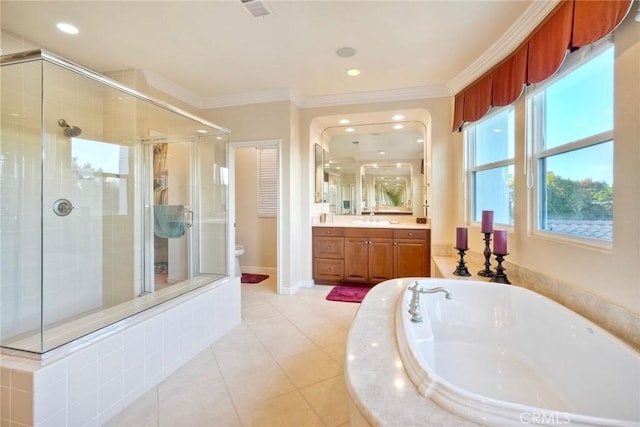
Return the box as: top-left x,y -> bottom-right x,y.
107,277 -> 359,426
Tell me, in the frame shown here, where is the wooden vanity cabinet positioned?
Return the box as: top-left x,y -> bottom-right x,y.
393,229 -> 431,277
312,226 -> 431,286
312,227 -> 345,282
344,228 -> 393,284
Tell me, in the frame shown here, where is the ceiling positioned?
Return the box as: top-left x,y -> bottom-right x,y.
0,0 -> 551,110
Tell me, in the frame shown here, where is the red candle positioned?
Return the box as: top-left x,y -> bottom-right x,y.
481,210 -> 494,233
493,229 -> 507,255
456,227 -> 468,250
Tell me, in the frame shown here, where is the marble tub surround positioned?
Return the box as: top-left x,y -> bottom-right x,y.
345,278 -> 474,427
431,246 -> 640,352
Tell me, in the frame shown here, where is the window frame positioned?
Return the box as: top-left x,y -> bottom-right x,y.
527,40 -> 614,248
464,105 -> 516,229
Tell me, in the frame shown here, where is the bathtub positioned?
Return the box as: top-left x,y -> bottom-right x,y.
396,278 -> 640,427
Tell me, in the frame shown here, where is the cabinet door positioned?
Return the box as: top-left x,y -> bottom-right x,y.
344,237 -> 369,281
393,229 -> 431,277
394,239 -> 428,277
368,238 -> 394,282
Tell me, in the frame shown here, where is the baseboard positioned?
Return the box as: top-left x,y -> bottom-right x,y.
241,265 -> 276,277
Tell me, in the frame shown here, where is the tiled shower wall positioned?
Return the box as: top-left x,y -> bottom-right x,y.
1,59 -> 140,344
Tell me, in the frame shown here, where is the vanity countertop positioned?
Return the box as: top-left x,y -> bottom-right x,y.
313,218 -> 430,230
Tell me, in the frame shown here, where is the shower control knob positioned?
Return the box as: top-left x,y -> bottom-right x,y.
53,199 -> 74,216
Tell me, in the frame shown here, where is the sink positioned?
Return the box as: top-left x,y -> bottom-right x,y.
352,219 -> 391,226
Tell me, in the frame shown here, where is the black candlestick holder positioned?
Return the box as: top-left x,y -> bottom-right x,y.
490,253 -> 511,284
453,248 -> 471,277
477,232 -> 494,277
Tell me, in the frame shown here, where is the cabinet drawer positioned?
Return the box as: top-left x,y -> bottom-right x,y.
393,229 -> 429,240
312,227 -> 345,237
314,258 -> 345,281
314,236 -> 344,258
344,227 -> 393,238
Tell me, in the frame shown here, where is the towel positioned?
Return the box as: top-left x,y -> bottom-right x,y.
154,205 -> 185,238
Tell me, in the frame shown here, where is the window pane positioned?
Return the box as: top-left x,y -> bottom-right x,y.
472,108 -> 514,165
543,48 -> 613,149
473,165 -> 514,225
539,141 -> 613,240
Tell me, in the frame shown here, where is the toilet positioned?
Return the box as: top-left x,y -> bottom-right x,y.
234,244 -> 245,277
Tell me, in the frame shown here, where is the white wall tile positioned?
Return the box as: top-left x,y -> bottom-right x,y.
33,377 -> 65,424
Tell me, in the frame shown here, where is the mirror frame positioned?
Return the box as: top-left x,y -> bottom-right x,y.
314,143 -> 323,203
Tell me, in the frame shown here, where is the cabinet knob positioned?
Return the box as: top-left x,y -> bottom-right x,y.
326,245 -> 331,250
408,232 -> 413,236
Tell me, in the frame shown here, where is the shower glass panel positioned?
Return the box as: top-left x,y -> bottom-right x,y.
0,50 -> 229,354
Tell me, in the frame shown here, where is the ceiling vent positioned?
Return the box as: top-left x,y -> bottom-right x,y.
240,0 -> 273,18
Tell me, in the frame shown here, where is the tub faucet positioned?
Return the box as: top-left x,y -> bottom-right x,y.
407,283 -> 452,323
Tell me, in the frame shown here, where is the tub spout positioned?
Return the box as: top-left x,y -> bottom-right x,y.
423,286 -> 453,300
407,283 -> 453,323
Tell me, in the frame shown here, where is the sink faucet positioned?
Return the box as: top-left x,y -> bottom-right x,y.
369,211 -> 375,221
407,282 -> 452,323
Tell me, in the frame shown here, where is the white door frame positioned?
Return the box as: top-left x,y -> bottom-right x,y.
228,139 -> 282,293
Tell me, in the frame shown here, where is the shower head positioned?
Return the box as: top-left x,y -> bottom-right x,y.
57,119 -> 82,137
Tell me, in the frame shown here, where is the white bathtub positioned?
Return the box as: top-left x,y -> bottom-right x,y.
396,278 -> 640,427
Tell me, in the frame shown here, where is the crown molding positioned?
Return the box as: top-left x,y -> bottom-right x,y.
141,69 -> 205,109
298,85 -> 451,109
446,0 -> 562,95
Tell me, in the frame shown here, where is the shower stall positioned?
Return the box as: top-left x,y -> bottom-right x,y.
0,50 -> 230,354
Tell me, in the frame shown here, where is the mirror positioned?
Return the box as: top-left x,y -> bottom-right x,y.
321,121 -> 425,215
314,143 -> 323,203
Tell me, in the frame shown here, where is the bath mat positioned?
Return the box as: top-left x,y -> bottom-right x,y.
326,285 -> 372,303
241,273 -> 269,284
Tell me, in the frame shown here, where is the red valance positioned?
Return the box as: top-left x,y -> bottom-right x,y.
452,0 -> 632,132
527,0 -> 573,84
463,74 -> 493,123
492,45 -> 528,107
572,0 -> 633,47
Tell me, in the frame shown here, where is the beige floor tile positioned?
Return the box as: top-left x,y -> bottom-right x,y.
321,342 -> 346,367
158,378 -> 241,426
300,375 -> 350,427
106,388 -> 157,427
160,348 -> 225,394
277,349 -> 342,389
242,302 -> 285,324
225,369 -> 296,413
214,348 -> 284,382
235,390 -> 324,427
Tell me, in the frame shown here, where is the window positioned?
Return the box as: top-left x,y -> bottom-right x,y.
529,44 -> 613,243
257,146 -> 277,217
465,107 -> 515,227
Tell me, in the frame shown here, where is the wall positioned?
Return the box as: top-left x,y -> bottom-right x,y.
201,101 -> 296,291
450,14 -> 640,316
234,147 -> 277,271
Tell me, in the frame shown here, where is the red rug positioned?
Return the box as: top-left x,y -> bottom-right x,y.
326,285 -> 372,303
241,273 -> 269,284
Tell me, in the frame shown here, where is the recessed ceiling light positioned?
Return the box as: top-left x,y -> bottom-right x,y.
197,129 -> 208,134
56,22 -> 79,35
393,124 -> 404,130
392,114 -> 405,121
345,127 -> 355,133
216,136 -> 223,140
346,68 -> 360,77
336,47 -> 357,58
417,139 -> 424,143
379,151 -> 386,155
338,119 -> 350,124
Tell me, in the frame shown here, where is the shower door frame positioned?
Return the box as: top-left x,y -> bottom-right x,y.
142,137 -> 199,294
